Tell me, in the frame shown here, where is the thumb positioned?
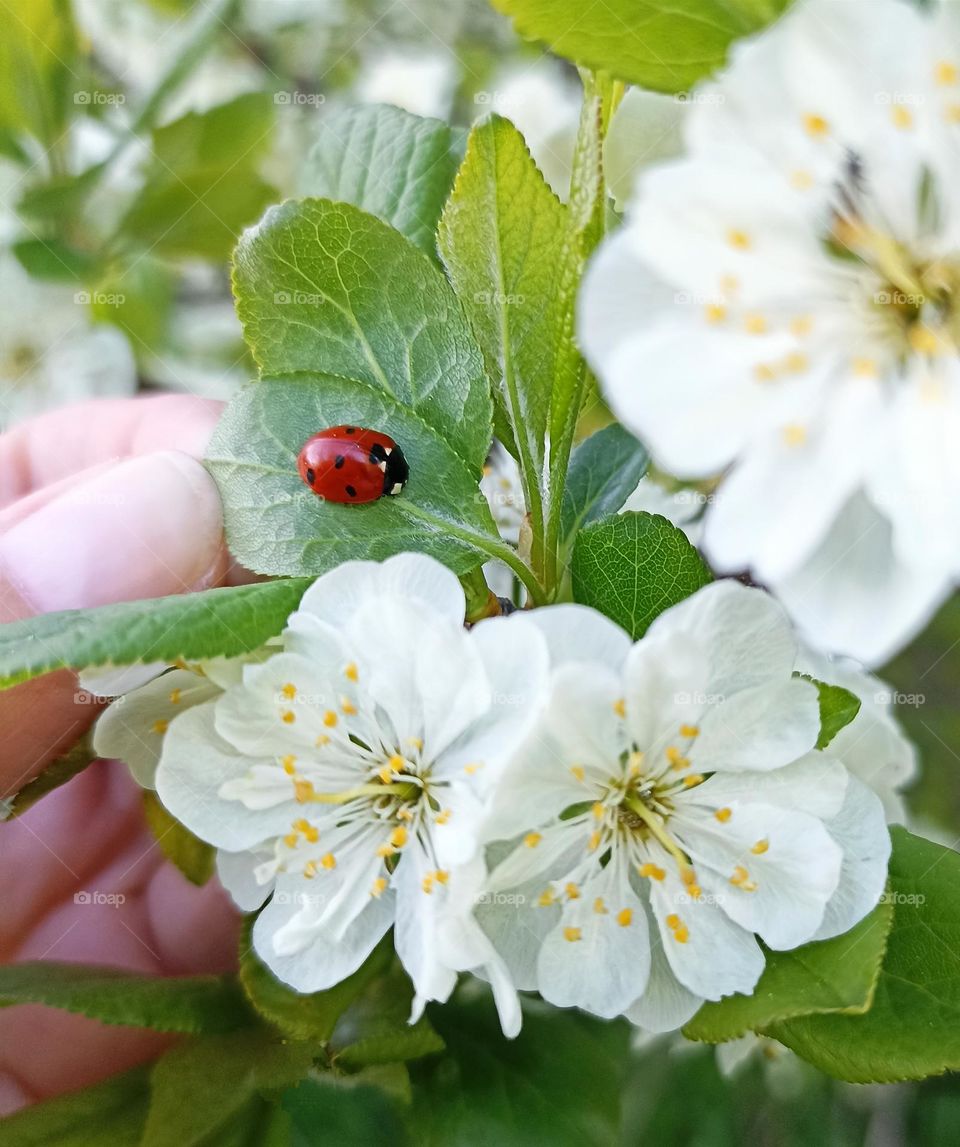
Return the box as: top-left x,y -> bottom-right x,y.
0,451 -> 228,797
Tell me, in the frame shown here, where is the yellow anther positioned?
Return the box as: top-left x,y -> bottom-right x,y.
909,325 -> 941,354
464,762 -> 483,775
538,888 -> 556,907
752,839 -> 770,855
322,710 -> 338,727
283,832 -> 299,849
666,913 -> 681,929
593,897 -> 608,915
617,908 -> 633,927
613,698 -> 626,718
754,362 -> 778,383
376,844 -> 395,858
565,883 -> 581,900
784,351 -> 809,373
673,924 -> 690,943
422,874 -> 435,894
371,877 -> 387,898
390,825 -> 409,849
320,853 -> 336,870
435,809 -> 452,826
628,751 -> 644,777
852,357 -> 878,377
341,698 -> 357,716
891,106 -> 913,130
588,831 -> 602,853
315,734 -> 330,748
790,169 -> 814,190
728,229 -> 751,250
687,885 -> 702,900
945,103 -> 960,123
303,824 -> 319,844
592,802 -> 606,819
281,710 -> 296,725
303,860 -> 318,878
936,60 -> 959,86
397,808 -> 414,822
388,754 -> 405,771
435,870 -> 449,885
720,274 -> 740,293
151,719 -> 169,735
714,807 -> 732,823
683,774 -> 704,788
169,688 -> 182,704
744,313 -> 767,335
730,865 -> 758,891
344,662 -> 359,682
563,927 -> 582,943
293,818 -> 311,833
681,867 -> 698,887
639,863 -> 666,881
803,113 -> 829,136
281,683 -> 297,699
704,303 -> 727,324
782,424 -> 807,447
378,765 -> 393,785
790,315 -> 813,338
570,765 -> 585,782
679,725 -> 700,739
281,754 -> 297,775
408,737 -> 424,751
524,832 -> 542,848
294,779 -> 315,803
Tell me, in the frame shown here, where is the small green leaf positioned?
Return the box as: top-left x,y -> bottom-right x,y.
439,115 -> 580,556
799,675 -> 863,749
12,237 -> 100,283
571,511 -> 712,639
151,91 -> 275,172
298,104 -> 466,257
0,1066 -> 150,1147
1,734 -> 95,820
143,791 -> 215,886
239,920 -> 391,1042
233,199 -> 493,471
411,995 -> 631,1146
205,375 -> 502,578
0,963 -> 254,1033
491,0 -> 792,93
763,829 -> 960,1082
683,896 -> 893,1044
560,423 -> 649,549
282,1078 -> 408,1147
141,1029 -> 314,1147
0,577 -> 311,690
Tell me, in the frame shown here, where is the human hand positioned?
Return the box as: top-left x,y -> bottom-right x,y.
0,396 -> 242,1113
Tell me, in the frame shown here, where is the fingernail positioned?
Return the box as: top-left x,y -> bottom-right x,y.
0,451 -> 226,613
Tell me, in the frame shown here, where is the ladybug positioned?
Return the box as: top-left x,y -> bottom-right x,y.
297,425 -> 409,505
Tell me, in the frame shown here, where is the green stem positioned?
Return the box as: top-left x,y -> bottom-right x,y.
460,567 -> 500,622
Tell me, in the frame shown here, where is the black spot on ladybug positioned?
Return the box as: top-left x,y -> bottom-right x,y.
369,443 -> 388,464
306,468 -> 316,484
345,426 -> 357,434
334,455 -> 345,469
345,484 -> 357,498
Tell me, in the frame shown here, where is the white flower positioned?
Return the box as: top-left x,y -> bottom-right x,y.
355,51 -> 457,120
475,580 -> 890,1031
154,554 -> 546,1028
579,0 -> 960,666
621,475 -> 705,547
0,255 -> 136,429
480,442 -> 526,600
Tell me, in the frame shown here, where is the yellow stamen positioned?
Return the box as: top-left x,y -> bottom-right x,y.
422,874 -> 435,894
281,683 -> 297,699
728,229 -> 751,250
666,913 -> 681,929
524,832 -> 542,848
322,710 -> 338,727
683,774 -> 704,788
281,709 -> 296,724
303,860 -> 318,878
679,725 -> 700,739
593,897 -> 608,915
613,698 -> 626,718
752,839 -> 770,855
570,765 -> 585,782
563,927 -> 582,943
408,737 -> 424,751
754,363 -> 778,383
945,103 -> 960,124
891,106 -> 913,130
803,113 -> 829,136
344,662 -> 359,682
294,779 -> 315,803
435,870 -> 449,885
909,325 -> 941,354
341,698 -> 357,716
315,734 -> 330,748
321,853 -> 336,870
371,877 -> 387,897
673,924 -> 690,943
588,831 -> 602,852
378,765 -> 393,785
538,888 -> 556,907
169,688 -> 182,705
628,751 -> 644,777
730,864 -> 758,891
617,908 -> 633,927
283,832 -> 299,849
853,357 -> 878,377
464,762 -> 483,775
592,802 -> 606,819
151,719 -> 168,735
390,826 -> 408,849
714,807 -> 732,823
281,754 -> 297,775
705,303 -> 727,324
790,315 -> 813,338
376,844 -> 395,858
639,863 -> 666,881
744,313 -> 767,335
790,169 -> 814,190
784,351 -> 809,373
565,883 -> 581,900
936,60 -> 959,86
435,809 -> 452,826
782,424 -> 807,447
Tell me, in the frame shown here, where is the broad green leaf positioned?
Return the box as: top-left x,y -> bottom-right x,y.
800,675 -> 862,750
151,92 -> 274,172
141,1029 -> 314,1147
1,734 -> 95,820
438,115 -> 579,542
683,896 -> 893,1043
239,921 -> 391,1042
298,104 -> 466,257
560,423 -> 649,549
282,1079 -> 408,1147
0,577 -> 311,690
411,995 -> 631,1146
571,511 -> 712,639
205,375 -> 502,578
491,0 -> 792,93
233,199 -> 493,470
0,963 -> 253,1033
0,1066 -> 150,1147
92,256 -> 175,357
764,829 -> 960,1082
0,0 -> 77,145
12,237 -> 100,283
143,792 -> 215,886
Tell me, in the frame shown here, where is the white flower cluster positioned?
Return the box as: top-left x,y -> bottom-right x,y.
581,0 -> 960,666
96,554 -> 894,1036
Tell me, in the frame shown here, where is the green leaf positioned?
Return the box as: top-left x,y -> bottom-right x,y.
560,423 -> 649,549
151,91 -> 274,172
764,828 -> 960,1082
205,375 -> 503,579
411,995 -> 631,1146
0,963 -> 253,1033
0,0 -> 77,146
0,577 -> 311,690
491,0 -> 792,93
282,1078 -> 408,1147
233,199 -> 493,471
298,103 -> 466,258
239,920 -> 391,1042
143,791 -> 215,886
683,896 -> 893,1044
438,115 -> 580,561
12,236 -> 100,283
571,511 -> 712,639
141,1029 -> 314,1147
0,1067 -> 150,1147
799,675 -> 862,750
1,734 -> 95,820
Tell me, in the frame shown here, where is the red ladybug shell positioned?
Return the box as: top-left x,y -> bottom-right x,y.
297,425 -> 409,505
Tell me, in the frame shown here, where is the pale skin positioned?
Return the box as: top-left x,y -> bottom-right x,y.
0,396 -> 243,1113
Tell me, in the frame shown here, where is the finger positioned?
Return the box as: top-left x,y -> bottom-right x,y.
0,395 -> 223,507
0,451 -> 229,794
